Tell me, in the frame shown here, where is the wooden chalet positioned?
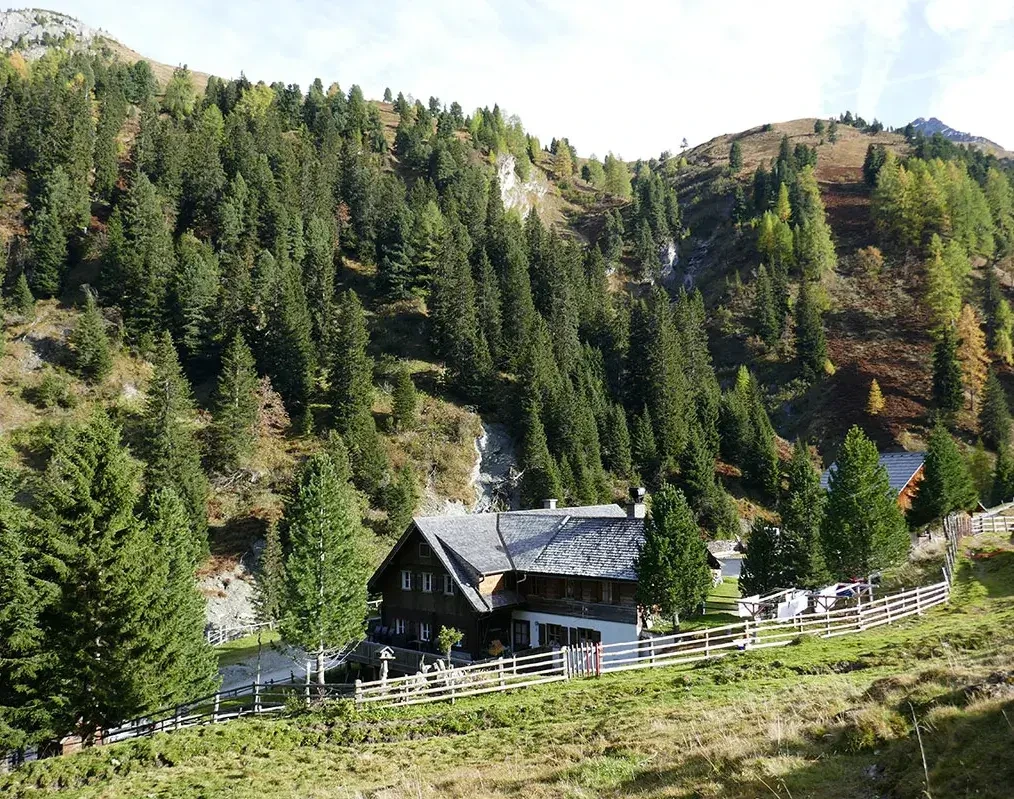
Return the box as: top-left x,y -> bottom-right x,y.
820,451 -> 927,511
368,491 -> 681,661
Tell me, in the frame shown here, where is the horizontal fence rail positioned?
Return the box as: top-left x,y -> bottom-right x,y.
5,523 -> 972,771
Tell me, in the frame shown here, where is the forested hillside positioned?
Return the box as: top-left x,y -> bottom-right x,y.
3,10 -> 1014,761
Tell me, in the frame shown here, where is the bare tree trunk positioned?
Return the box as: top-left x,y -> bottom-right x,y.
317,647 -> 326,685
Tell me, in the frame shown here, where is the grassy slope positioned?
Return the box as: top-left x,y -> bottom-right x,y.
5,536 -> 1012,798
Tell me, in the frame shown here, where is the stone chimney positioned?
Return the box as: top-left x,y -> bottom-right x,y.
542,498 -> 558,510
627,486 -> 646,519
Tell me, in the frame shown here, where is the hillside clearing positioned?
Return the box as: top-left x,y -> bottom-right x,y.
5,537 -> 1013,799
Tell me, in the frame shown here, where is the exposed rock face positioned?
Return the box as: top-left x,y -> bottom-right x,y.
496,154 -> 548,217
0,10 -> 102,59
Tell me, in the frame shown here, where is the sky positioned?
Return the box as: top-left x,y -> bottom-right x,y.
51,0 -> 1014,157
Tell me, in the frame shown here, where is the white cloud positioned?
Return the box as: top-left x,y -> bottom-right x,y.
49,0 -> 1013,156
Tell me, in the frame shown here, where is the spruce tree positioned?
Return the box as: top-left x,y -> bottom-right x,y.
991,445 -> 1014,505
142,487 -> 218,703
780,439 -> 830,589
729,140 -> 743,172
968,439 -> 992,503
35,412 -> 170,739
68,291 -> 113,384
631,405 -> 659,484
753,265 -> 779,346
635,483 -> 711,627
12,271 -> 34,317
795,277 -> 827,378
601,403 -> 633,477
172,231 -> 220,362
139,332 -> 209,552
391,364 -> 418,431
740,521 -> 784,596
383,463 -> 418,536
331,290 -> 389,496
0,463 -> 49,752
821,425 -> 909,578
979,369 -> 1012,450
256,519 -> 286,623
933,327 -> 964,417
28,168 -> 70,298
280,450 -> 370,684
908,424 -> 978,527
520,404 -> 563,509
210,331 -> 260,472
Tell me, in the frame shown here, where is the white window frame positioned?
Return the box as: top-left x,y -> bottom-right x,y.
443,574 -> 455,595
422,572 -> 434,593
420,622 -> 432,642
401,569 -> 412,591
394,618 -> 406,635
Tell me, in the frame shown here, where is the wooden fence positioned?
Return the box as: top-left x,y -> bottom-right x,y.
352,574 -> 953,708
204,621 -> 275,647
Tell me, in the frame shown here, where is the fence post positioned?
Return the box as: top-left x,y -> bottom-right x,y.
253,681 -> 261,714
704,628 -> 710,657
824,610 -> 831,637
595,642 -> 603,677
915,584 -> 922,615
885,595 -> 893,625
304,660 -> 311,706
213,692 -> 220,723
354,679 -> 362,704
561,645 -> 571,679
174,705 -> 181,731
498,657 -> 505,688
743,619 -> 751,650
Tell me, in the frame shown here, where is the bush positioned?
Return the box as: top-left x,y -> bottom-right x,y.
24,368 -> 75,409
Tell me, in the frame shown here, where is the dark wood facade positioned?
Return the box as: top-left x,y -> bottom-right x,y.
372,527 -> 513,660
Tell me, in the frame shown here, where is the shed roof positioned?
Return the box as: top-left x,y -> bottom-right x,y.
820,451 -> 926,495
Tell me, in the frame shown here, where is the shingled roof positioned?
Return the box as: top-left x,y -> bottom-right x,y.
369,504 -> 638,613
820,451 -> 926,495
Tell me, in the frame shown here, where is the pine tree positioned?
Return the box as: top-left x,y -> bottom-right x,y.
256,519 -> 286,623
303,213 -> 338,343
795,277 -> 827,378
978,369 -> 1012,450
210,331 -> 260,472
821,425 -> 909,578
908,424 -> 978,526
280,450 -> 369,683
957,303 -> 989,410
139,332 -> 209,551
391,364 -> 418,431
142,487 -> 218,703
780,440 -> 830,589
866,379 -> 885,415
631,405 -> 659,484
740,521 -> 784,596
933,327 -> 964,417
635,483 -> 712,627
68,291 -> 113,384
729,141 -> 743,172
